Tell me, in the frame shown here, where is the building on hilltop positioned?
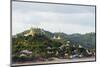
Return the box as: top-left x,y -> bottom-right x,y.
24,27 -> 35,36
53,35 -> 61,39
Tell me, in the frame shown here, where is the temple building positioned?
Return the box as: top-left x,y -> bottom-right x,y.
24,27 -> 35,36
53,35 -> 61,39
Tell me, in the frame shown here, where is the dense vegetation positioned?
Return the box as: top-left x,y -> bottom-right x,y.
12,28 -> 96,63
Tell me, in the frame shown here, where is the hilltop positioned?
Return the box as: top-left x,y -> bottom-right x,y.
12,27 -> 96,63
13,27 -> 96,49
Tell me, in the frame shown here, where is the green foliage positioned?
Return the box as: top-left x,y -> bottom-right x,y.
12,28 -> 95,62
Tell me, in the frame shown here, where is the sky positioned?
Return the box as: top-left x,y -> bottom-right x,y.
12,1 -> 95,35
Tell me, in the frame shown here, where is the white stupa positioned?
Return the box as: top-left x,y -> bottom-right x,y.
57,36 -> 61,39
79,45 -> 82,48
24,27 -> 35,36
53,35 -> 61,39
53,36 -> 56,39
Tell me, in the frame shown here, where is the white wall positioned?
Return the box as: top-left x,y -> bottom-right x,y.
0,0 -> 100,67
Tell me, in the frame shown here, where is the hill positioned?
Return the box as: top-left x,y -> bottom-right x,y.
12,27 -> 96,62
13,27 -> 96,49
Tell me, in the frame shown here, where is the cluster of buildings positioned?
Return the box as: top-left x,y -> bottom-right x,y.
18,27 -> 95,59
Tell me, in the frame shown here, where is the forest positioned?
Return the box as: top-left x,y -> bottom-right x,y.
12,28 -> 96,63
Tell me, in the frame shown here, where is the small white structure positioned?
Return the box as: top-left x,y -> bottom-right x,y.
53,36 -> 56,39
20,50 -> 32,54
24,27 -> 35,36
56,51 -> 59,55
66,43 -> 69,46
20,54 -> 27,57
79,45 -> 82,48
67,41 -> 70,43
73,45 -> 76,47
53,35 -> 61,39
86,50 -> 92,55
57,36 -> 61,39
69,54 -> 78,58
47,46 -> 52,50
79,54 -> 83,58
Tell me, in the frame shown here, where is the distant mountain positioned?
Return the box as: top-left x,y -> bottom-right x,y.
13,27 -> 96,49
67,33 -> 96,49
15,27 -> 53,39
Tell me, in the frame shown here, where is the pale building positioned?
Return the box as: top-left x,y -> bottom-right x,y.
86,50 -> 92,55
53,36 -> 56,39
20,50 -> 32,57
67,41 -> 70,43
53,35 -> 61,39
24,27 -> 35,36
20,50 -> 32,54
66,43 -> 69,46
57,36 -> 61,39
79,45 -> 82,48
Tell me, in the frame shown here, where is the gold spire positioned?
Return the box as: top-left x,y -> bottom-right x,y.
24,27 -> 35,36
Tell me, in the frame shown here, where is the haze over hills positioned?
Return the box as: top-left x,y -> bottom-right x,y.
13,27 -> 96,49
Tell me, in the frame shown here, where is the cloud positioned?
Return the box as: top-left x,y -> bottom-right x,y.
12,1 -> 95,35
12,1 -> 95,14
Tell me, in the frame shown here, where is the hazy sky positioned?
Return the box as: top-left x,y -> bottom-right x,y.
12,1 -> 95,35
